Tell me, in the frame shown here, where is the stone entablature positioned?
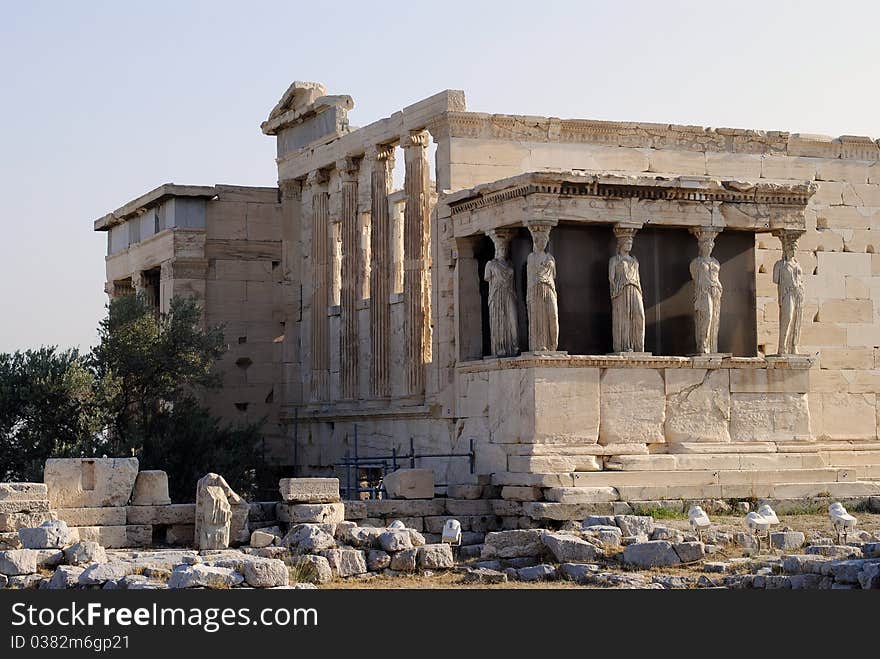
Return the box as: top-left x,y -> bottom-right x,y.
428,111 -> 880,160
446,171 -> 815,237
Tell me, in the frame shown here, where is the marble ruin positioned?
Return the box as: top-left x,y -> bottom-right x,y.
86,79 -> 880,510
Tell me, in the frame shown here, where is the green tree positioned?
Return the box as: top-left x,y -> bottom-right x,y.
89,294 -> 263,501
0,348 -> 104,482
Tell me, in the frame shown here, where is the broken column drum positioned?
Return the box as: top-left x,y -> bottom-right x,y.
484,229 -> 518,357
526,224 -> 558,352
609,226 -> 645,353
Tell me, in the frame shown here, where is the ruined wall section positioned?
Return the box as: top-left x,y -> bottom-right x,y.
201,186 -> 284,452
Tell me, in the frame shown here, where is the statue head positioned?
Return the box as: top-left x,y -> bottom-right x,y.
779,231 -> 801,260
613,225 -> 637,256
698,235 -> 715,258
529,226 -> 550,253
490,232 -> 509,260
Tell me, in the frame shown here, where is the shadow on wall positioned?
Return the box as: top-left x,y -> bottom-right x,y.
477,224 -> 757,357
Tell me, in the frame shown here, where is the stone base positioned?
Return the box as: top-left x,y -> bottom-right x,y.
55,507 -> 126,527
606,352 -> 653,357
72,525 -> 154,549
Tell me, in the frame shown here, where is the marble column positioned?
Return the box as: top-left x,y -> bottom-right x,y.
369,145 -> 394,399
279,179 -> 303,404
773,229 -> 805,356
454,235 -> 483,362
339,157 -> 360,400
308,170 -> 330,402
402,131 -> 432,398
526,222 -> 559,352
689,227 -> 723,355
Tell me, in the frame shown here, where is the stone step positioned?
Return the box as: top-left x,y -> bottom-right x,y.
605,453 -> 830,472
820,451 -> 880,467
571,468 -> 847,488
613,480 -> 880,501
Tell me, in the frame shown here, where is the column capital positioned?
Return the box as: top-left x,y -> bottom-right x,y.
689,226 -> 722,242
305,169 -> 329,189
336,157 -> 360,183
279,178 -> 302,200
487,227 -> 517,244
366,143 -> 396,162
613,222 -> 642,238
401,130 -> 430,150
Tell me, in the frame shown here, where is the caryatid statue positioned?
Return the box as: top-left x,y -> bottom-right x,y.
773,230 -> 805,355
526,223 -> 559,352
609,225 -> 645,353
484,229 -> 519,357
690,227 -> 723,354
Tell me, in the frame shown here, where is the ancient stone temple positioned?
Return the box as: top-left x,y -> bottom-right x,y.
97,79 -> 880,504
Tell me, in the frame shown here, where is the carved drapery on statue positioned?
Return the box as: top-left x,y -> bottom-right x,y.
526,223 -> 558,352
484,229 -> 518,357
690,227 -> 723,354
774,229 -> 805,355
609,225 -> 645,353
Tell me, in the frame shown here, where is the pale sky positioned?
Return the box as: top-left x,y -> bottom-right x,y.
2,0 -> 878,352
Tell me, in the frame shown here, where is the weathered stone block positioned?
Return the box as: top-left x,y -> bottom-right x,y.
18,521 -> 73,549
417,544 -> 454,569
383,469 -> 435,499
47,565 -> 85,589
0,549 -> 38,575
126,525 -> 152,547
599,369 -> 665,444
543,487 -> 618,504
282,524 -> 336,554
73,526 -> 128,549
279,478 -> 340,503
56,507 -> 126,527
64,541 -> 107,566
130,471 -> 171,506
770,531 -> 806,551
673,541 -> 705,563
0,483 -> 48,502
0,500 -> 50,514
167,564 -> 243,589
523,501 -> 615,520
343,500 -> 367,520
243,558 -> 288,588
293,554 -> 333,584
126,504 -> 195,526
165,525 -> 195,546
541,532 -> 603,562
729,393 -> 812,442
44,458 -> 139,509
0,511 -> 56,532
362,499 -> 445,517
665,369 -> 731,443
516,564 -> 557,581
276,502 -> 345,525
366,549 -> 391,572
320,548 -> 367,577
623,541 -> 681,568
446,484 -> 483,500
481,530 -> 546,559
